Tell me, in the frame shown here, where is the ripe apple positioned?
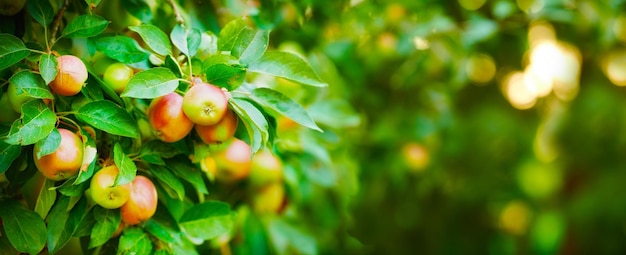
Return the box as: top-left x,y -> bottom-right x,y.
249,150 -> 283,188
182,82 -> 228,125
212,138 -> 251,182
103,63 -> 134,94
121,175 -> 158,225
0,92 -> 20,123
195,108 -> 238,144
251,182 -> 286,214
34,128 -> 84,181
0,0 -> 26,16
7,80 -> 35,113
49,55 -> 88,96
90,165 -> 131,209
147,92 -> 194,143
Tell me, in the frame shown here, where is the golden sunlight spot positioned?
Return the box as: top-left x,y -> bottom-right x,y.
413,36 -> 430,50
529,41 -> 581,101
523,64 -> 553,97
459,0 -> 486,11
613,15 -> 626,43
402,142 -> 430,173
499,200 -> 531,235
504,71 -> 537,110
528,21 -> 556,47
604,50 -> 626,86
517,0 -> 545,13
466,53 -> 497,85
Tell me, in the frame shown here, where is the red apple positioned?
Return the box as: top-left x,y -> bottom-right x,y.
90,165 -> 131,209
195,108 -> 238,144
121,175 -> 158,225
251,182 -> 286,214
147,92 -> 194,143
182,82 -> 228,125
33,128 -> 84,181
49,55 -> 88,96
212,138 -> 251,182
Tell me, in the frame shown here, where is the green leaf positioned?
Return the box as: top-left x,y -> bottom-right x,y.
251,88 -> 322,132
139,140 -> 182,166
218,18 -> 269,64
84,0 -> 102,7
74,127 -> 98,184
96,36 -> 150,64
0,140 -> 20,174
34,128 -> 61,159
169,161 -> 208,195
170,24 -> 201,58
268,218 -> 318,255
121,67 -> 178,99
76,100 -> 139,138
89,207 -> 121,248
87,70 -> 123,105
0,200 -> 47,254
151,166 -> 185,201
27,0 -> 54,26
127,0 -> 153,23
39,54 -> 58,85
113,143 -> 137,186
62,15 -> 109,38
34,178 -> 57,219
203,55 -> 246,90
144,220 -> 177,243
0,234 -> 18,255
4,100 -> 56,145
164,55 -> 182,78
229,98 -> 268,153
8,70 -> 54,99
118,228 -> 153,255
47,196 -> 89,254
179,201 -> 233,241
129,24 -> 172,56
57,177 -> 89,196
0,34 -> 29,71
248,51 -> 327,87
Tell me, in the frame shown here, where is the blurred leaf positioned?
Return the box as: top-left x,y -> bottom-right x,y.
169,161 -> 208,195
127,0 -> 153,23
308,99 -> 361,129
139,140 -> 182,165
96,36 -> 150,64
62,15 -> 109,38
0,34 -> 29,71
39,54 -> 57,85
248,51 -> 327,87
229,98 -> 268,153
217,18 -> 269,64
27,0 -> 53,26
0,234 -> 18,255
84,0 -> 102,7
34,178 -> 56,219
251,87 -> 322,132
76,100 -> 139,138
118,228 -> 153,255
151,166 -> 185,201
144,220 -> 177,243
130,24 -> 172,56
179,201 -> 233,240
89,207 -> 121,248
170,24 -> 201,58
47,196 -> 89,253
34,128 -> 60,159
4,100 -> 56,145
0,140 -> 20,174
121,67 -> 178,99
113,143 -> 137,186
268,218 -> 317,255
0,200 -> 47,254
9,70 -> 54,99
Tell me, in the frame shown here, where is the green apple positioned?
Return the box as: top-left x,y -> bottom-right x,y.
90,165 -> 131,209
7,80 -> 35,113
182,82 -> 228,125
249,150 -> 283,188
0,92 -> 20,123
103,63 -> 134,94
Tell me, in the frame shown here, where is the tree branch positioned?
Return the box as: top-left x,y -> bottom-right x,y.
167,0 -> 185,26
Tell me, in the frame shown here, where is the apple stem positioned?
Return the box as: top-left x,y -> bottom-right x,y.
49,0 -> 70,47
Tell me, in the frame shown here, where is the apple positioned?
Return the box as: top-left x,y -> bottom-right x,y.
0,91 -> 20,123
251,182 -> 286,214
0,0 -> 26,16
212,138 -> 251,182
7,80 -> 35,113
182,82 -> 228,125
90,165 -> 131,209
249,150 -> 283,188
33,128 -> 84,181
200,155 -> 217,180
49,55 -> 88,96
103,63 -> 134,94
121,175 -> 158,225
195,108 -> 238,144
147,92 -> 194,143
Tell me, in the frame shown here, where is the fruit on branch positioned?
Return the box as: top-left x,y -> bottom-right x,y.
121,175 -> 158,225
212,138 -> 252,182
103,63 -> 134,94
183,82 -> 228,125
249,150 -> 283,188
0,92 -> 20,122
147,92 -> 194,143
251,182 -> 286,214
0,0 -> 26,16
7,80 -> 35,113
49,55 -> 88,96
195,108 -> 238,144
90,165 -> 131,209
33,128 -> 84,181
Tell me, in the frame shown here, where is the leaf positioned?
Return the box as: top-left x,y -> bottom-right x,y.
164,55 -> 182,78
203,55 -> 246,90
251,88 -> 322,132
118,228 -> 153,255
0,140 -> 20,174
169,161 -> 208,195
170,24 -> 201,58
0,200 -> 47,254
47,196 -> 89,254
218,18 -> 269,64
34,178 -> 57,219
76,100 -> 139,138
129,24 -> 172,56
179,201 -> 233,241
139,140 -> 183,166
62,15 -> 109,38
151,166 -> 185,200
144,220 -> 177,243
113,143 -> 137,186
229,98 -> 268,153
8,70 -> 54,99
75,127 -> 98,184
89,207 -> 121,248
268,218 -> 318,255
87,70 -> 123,105
34,128 -> 61,159
121,67 -> 178,99
57,178 -> 89,196
39,54 -> 58,85
84,0 -> 102,7
27,0 -> 54,26
96,36 -> 150,64
0,34 -> 29,71
4,100 -> 56,145
248,51 -> 327,87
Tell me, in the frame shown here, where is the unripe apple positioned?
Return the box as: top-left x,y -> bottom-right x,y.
212,138 -> 251,182
103,63 -> 134,94
195,108 -> 238,144
90,165 -> 131,209
49,55 -> 88,96
182,82 -> 228,125
147,92 -> 194,143
0,92 -> 20,123
121,175 -> 158,225
251,182 -> 286,214
249,150 -> 283,188
7,80 -> 35,113
34,128 -> 84,181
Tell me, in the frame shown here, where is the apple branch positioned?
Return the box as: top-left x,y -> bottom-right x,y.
167,0 -> 185,26
49,0 -> 70,48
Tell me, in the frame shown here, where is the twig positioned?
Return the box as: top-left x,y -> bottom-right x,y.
49,0 -> 70,48
166,0 -> 185,26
